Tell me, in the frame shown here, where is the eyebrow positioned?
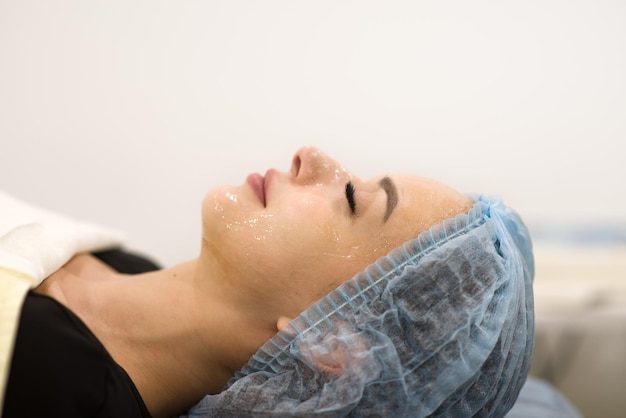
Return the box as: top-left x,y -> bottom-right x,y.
379,176 -> 398,222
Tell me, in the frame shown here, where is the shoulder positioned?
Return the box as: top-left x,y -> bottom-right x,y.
3,293 -> 151,418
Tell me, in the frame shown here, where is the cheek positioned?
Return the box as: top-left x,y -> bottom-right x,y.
202,189 -> 330,268
271,193 -> 343,252
309,229 -> 398,296
202,188 -> 395,310
290,231 -> 397,307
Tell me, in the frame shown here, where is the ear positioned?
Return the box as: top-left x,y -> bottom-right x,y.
276,316 -> 294,332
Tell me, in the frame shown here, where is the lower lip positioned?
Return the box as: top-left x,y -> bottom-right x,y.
246,173 -> 265,206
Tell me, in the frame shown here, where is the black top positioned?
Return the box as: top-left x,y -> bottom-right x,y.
2,249 -> 160,418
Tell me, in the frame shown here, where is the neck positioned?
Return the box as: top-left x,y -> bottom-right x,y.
37,254 -> 277,418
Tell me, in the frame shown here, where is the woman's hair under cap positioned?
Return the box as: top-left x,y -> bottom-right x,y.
180,196 -> 535,418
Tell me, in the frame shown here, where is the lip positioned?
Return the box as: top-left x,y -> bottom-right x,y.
247,169 -> 277,207
246,173 -> 266,207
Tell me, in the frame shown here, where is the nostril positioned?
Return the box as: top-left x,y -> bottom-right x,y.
291,155 -> 301,177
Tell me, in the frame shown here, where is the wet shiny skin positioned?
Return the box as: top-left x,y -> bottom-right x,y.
200,146 -> 472,318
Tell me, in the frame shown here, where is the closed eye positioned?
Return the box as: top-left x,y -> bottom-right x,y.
345,181 -> 357,215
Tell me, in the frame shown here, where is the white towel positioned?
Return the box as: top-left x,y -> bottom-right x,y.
0,190 -> 126,284
0,190 -> 126,412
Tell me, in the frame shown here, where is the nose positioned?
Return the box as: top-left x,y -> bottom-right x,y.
290,146 -> 350,185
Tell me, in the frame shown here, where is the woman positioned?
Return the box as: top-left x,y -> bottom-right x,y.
1,146 -> 533,417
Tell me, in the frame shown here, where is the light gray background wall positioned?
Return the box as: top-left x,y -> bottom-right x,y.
1,1 -> 624,267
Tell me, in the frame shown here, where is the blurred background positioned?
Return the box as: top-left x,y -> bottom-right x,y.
1,1 -> 624,416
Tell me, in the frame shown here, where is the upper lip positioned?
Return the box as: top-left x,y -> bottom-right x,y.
246,173 -> 265,207
263,169 -> 275,207
247,169 -> 275,208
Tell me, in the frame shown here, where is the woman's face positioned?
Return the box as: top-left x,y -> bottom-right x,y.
201,146 -> 472,317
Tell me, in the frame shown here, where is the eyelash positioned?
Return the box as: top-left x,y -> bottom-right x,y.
345,181 -> 357,215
